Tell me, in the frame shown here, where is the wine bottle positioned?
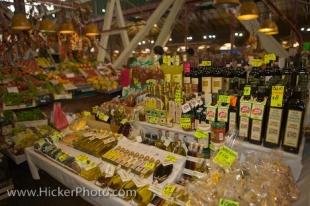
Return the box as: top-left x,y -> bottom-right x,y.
282,90 -> 305,153
249,87 -> 266,145
264,85 -> 285,148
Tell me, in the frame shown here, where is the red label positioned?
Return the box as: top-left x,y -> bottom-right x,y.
252,108 -> 262,116
241,106 -> 250,113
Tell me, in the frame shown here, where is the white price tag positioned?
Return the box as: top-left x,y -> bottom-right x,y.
7,87 -> 19,93
65,73 -> 75,78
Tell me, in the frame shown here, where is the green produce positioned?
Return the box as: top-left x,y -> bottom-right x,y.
15,109 -> 45,121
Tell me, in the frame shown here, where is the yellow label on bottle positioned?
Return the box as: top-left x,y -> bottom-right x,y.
164,154 -> 177,163
271,86 -> 284,107
213,146 -> 238,169
200,60 -> 212,66
218,95 -> 230,104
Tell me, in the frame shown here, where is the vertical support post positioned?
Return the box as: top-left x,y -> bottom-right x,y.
154,0 -> 185,47
115,0 -> 129,49
97,0 -> 116,62
113,0 -> 175,69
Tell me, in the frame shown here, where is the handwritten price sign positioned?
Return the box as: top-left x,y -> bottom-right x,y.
271,86 -> 284,107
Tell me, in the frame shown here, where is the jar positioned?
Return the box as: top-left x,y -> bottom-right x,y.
211,122 -> 226,143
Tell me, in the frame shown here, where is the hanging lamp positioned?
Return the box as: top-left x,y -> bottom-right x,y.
213,0 -> 240,8
85,23 -> 100,36
11,13 -> 31,31
59,21 -> 75,34
39,18 -> 56,33
237,1 -> 259,21
258,19 -> 277,33
265,25 -> 279,35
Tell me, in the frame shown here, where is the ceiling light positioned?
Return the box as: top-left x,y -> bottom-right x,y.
85,23 -> 100,36
59,21 -> 75,34
307,28 -> 310,32
114,50 -> 119,54
293,42 -> 299,48
203,35 -> 207,39
150,40 -> 154,44
301,27 -> 305,31
39,18 -> 55,33
212,35 -> 216,38
163,47 -> 168,52
169,38 -> 172,41
237,1 -> 259,21
187,36 -> 193,40
102,9 -> 106,13
138,42 -> 141,45
142,40 -> 146,44
11,13 -> 32,31
259,19 -> 277,33
239,33 -> 243,37
234,32 -> 239,36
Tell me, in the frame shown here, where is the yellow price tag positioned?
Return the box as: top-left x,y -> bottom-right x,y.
82,111 -> 91,117
144,161 -> 155,170
250,59 -> 263,67
180,117 -> 191,129
97,112 -> 109,122
145,98 -> 157,109
213,146 -> 238,169
165,154 -> 177,163
76,154 -> 89,163
175,89 -> 182,104
194,129 -> 208,139
243,86 -> 251,96
162,184 -> 176,197
218,95 -> 230,104
219,198 -> 239,206
271,86 -> 284,107
200,60 -> 212,66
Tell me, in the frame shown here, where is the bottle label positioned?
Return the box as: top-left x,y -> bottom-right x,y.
251,103 -> 265,120
229,112 -> 236,130
184,77 -> 191,84
218,106 -> 229,122
283,110 -> 302,148
164,74 -> 171,82
239,117 -> 249,138
250,119 -> 262,141
240,102 -> 252,117
202,77 -> 212,94
206,106 -> 217,121
212,77 -> 222,93
181,103 -> 191,113
265,108 -> 282,144
191,78 -> 198,84
173,74 -> 182,84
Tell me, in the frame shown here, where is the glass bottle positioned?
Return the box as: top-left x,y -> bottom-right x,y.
282,90 -> 305,153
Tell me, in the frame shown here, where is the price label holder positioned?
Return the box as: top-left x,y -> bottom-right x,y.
180,117 -> 191,129
82,111 -> 91,117
164,154 -> 177,165
243,86 -> 251,96
175,88 -> 182,104
264,53 -> 276,64
194,129 -> 208,139
249,59 -> 263,67
200,60 -> 212,66
162,184 -> 176,198
271,86 -> 284,107
7,87 -> 19,93
218,95 -> 230,104
219,198 -> 239,206
213,146 -> 238,169
96,112 -> 109,122
144,161 -> 156,170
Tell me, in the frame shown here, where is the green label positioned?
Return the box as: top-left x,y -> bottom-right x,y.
219,198 -> 239,206
213,146 -> 238,169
